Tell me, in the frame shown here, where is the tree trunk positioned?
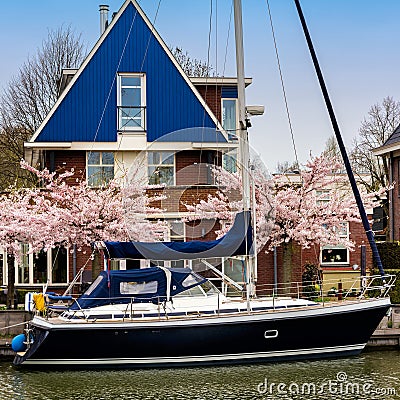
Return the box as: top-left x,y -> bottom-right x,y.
91,248 -> 102,281
281,242 -> 300,296
6,255 -> 15,309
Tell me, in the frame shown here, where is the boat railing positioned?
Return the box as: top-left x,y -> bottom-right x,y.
254,274 -> 396,304
51,274 -> 395,322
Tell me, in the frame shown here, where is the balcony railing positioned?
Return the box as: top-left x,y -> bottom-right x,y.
118,106 -> 146,131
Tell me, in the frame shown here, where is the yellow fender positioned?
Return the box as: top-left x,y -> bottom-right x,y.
33,293 -> 46,312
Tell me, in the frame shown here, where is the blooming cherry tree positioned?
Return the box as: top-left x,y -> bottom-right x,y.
184,153 -> 380,254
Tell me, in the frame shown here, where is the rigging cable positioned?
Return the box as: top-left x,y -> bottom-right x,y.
85,6 -> 139,180
197,0 -> 214,195
115,0 -> 163,177
293,0 -> 385,276
265,0 -> 300,171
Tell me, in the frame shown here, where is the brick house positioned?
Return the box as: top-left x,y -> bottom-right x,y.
0,0 -> 373,295
0,0 -> 249,292
257,172 -> 374,295
373,124 -> 400,241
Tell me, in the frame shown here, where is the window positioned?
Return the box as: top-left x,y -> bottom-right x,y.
51,246 -> 68,283
168,219 -> 185,268
87,152 -> 114,187
169,220 -> 185,242
222,99 -> 237,140
109,260 -> 120,271
18,244 -> 30,284
33,250 -> 47,284
316,190 -> 330,204
85,275 -> 103,295
0,252 -> 3,286
118,74 -> 146,131
4,245 -> 69,286
182,273 -> 204,288
120,281 -> 158,295
223,148 -> 238,173
321,223 -> 349,265
148,152 -> 175,185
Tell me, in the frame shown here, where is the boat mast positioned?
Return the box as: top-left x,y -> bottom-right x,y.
233,0 -> 251,212
233,0 -> 255,298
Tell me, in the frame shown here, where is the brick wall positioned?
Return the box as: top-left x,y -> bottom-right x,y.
176,150 -> 219,186
196,86 -> 221,122
45,150 -> 86,185
147,186 -> 220,213
256,244 -> 304,296
255,219 -> 374,292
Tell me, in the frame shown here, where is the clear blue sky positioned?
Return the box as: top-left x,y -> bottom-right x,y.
1,0 -> 399,172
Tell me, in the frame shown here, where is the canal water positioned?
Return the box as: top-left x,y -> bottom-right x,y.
1,350 -> 399,400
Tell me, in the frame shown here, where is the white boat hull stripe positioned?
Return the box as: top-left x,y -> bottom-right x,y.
23,344 -> 365,365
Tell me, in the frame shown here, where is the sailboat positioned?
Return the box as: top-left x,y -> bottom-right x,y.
12,0 -> 394,368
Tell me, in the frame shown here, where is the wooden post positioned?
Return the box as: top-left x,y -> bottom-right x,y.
338,281 -> 343,301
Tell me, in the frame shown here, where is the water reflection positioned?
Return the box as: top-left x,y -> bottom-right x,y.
1,351 -> 400,400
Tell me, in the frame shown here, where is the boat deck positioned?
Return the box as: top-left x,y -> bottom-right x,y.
42,297 -> 387,325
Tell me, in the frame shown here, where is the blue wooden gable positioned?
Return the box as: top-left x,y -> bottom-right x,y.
33,0 -> 223,143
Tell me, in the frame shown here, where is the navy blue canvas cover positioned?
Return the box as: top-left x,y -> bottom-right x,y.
104,211 -> 253,260
70,267 -> 207,310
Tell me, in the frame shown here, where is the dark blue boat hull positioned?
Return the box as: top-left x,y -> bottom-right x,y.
13,299 -> 389,368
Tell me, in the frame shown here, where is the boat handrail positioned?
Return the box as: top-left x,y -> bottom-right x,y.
254,274 -> 396,302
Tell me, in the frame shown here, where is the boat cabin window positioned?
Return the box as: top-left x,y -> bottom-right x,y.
177,280 -> 220,297
182,273 -> 204,288
175,285 -> 204,297
120,281 -> 158,295
85,275 -> 104,295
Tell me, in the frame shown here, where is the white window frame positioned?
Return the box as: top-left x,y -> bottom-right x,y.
165,219 -> 186,268
4,245 -> 70,287
49,246 -> 70,285
16,243 -> 31,285
222,148 -> 238,173
117,73 -> 146,132
86,151 -> 115,187
147,151 -> 176,186
0,247 -> 6,286
320,222 -> 350,266
221,98 -> 238,139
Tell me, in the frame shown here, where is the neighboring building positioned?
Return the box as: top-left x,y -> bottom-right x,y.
257,172 -> 375,294
373,124 -> 400,241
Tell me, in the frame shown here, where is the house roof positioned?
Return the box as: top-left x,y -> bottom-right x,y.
373,124 -> 400,156
28,0 -> 227,145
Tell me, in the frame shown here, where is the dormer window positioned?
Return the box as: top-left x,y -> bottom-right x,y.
117,73 -> 146,131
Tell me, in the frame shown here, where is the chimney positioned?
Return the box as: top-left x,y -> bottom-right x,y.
99,5 -> 109,35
